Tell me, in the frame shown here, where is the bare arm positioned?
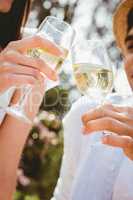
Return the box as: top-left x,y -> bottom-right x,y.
0,114 -> 32,200
0,36 -> 63,200
0,83 -> 44,200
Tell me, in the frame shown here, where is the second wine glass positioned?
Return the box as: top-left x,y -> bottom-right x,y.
72,39 -> 114,103
72,39 -> 114,145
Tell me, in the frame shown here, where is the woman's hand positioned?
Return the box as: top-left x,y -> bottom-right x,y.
0,35 -> 63,93
0,35 -> 64,120
82,104 -> 133,160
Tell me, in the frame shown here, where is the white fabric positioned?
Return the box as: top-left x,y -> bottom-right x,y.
51,95 -> 133,200
0,87 -> 15,125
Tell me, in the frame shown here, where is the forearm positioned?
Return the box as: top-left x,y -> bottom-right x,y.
0,116 -> 31,200
0,86 -> 43,200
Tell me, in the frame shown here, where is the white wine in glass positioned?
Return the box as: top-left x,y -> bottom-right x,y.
72,40 -> 114,102
73,63 -> 113,99
28,46 -> 68,72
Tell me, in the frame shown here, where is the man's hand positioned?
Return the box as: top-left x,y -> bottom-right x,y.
82,104 -> 133,160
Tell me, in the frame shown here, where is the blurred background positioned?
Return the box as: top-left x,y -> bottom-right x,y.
14,0 -> 130,199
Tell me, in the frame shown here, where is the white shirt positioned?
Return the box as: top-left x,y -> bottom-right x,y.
51,95 -> 133,200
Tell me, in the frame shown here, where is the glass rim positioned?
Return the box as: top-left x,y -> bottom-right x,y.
38,15 -> 75,35
72,39 -> 107,48
71,38 -> 113,70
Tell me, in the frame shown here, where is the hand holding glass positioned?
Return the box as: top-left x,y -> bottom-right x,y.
72,40 -> 114,146
2,16 -> 75,123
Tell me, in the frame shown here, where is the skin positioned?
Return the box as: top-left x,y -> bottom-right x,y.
0,0 -> 14,12
82,27 -> 133,161
0,1 -> 64,198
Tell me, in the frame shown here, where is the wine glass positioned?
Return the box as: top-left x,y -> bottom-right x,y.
4,16 -> 75,124
72,39 -> 113,102
72,39 -> 114,144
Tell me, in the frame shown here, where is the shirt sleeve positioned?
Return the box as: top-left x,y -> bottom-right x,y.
51,96 -> 97,200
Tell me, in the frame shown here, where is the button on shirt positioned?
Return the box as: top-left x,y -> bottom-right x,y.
52,96 -> 133,200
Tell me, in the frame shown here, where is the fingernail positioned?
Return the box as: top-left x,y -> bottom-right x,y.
104,133 -> 111,136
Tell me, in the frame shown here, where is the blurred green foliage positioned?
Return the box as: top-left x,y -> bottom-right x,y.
15,87 -> 69,200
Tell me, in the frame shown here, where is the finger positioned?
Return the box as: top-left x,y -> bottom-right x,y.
0,62 -> 44,82
102,134 -> 133,160
113,105 -> 133,117
6,36 -> 64,57
82,105 -> 133,126
102,134 -> 133,149
82,104 -> 116,124
2,73 -> 39,89
82,105 -> 111,124
2,50 -> 57,81
83,117 -> 133,137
